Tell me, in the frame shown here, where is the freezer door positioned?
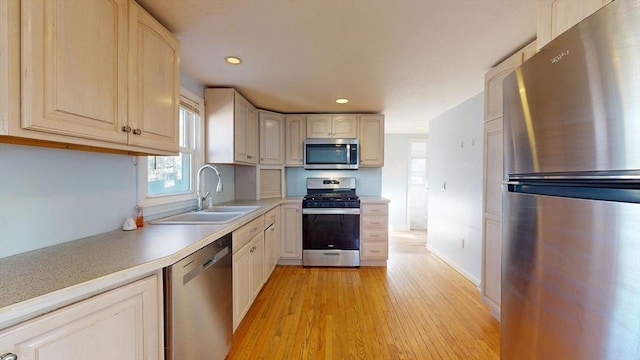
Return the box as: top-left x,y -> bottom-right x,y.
503,0 -> 640,177
502,192 -> 640,359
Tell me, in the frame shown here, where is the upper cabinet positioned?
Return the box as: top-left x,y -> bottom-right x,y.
537,0 -> 612,50
284,115 -> 305,166
0,0 -> 180,155
204,88 -> 258,165
128,0 -> 180,153
358,115 -> 385,167
306,115 -> 357,138
259,110 -> 284,165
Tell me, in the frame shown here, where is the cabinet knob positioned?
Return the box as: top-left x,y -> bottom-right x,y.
1,353 -> 18,360
121,125 -> 132,133
132,128 -> 142,135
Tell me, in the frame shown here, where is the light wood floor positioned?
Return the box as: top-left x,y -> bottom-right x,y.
227,231 -> 500,359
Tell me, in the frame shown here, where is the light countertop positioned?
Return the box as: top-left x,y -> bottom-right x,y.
0,198 -> 281,330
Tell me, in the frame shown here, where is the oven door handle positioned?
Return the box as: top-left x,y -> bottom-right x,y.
302,208 -> 360,215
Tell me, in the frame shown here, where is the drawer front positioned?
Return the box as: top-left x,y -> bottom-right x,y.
361,241 -> 388,260
361,228 -> 388,242
361,215 -> 388,228
233,216 -> 264,253
264,208 -> 277,227
361,204 -> 388,216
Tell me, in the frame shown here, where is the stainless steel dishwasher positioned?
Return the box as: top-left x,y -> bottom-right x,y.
164,233 -> 233,360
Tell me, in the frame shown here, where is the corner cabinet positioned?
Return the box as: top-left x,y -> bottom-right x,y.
1,0 -> 179,155
205,88 -> 259,165
536,0 -> 612,50
259,110 -> 285,165
481,41 -> 536,320
0,274 -> 162,360
306,115 -> 358,138
284,115 -> 306,166
358,115 -> 385,167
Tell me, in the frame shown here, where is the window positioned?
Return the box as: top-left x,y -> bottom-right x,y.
137,88 -> 203,213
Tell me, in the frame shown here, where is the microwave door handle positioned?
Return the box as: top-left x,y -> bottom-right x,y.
346,144 -> 351,164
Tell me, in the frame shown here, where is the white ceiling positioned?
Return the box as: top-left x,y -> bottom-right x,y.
137,0 -> 537,134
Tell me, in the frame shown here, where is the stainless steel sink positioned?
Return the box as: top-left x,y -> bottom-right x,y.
151,211 -> 246,225
202,205 -> 260,213
151,205 -> 261,225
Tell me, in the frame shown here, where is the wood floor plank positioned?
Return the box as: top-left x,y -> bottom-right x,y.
228,232 -> 500,359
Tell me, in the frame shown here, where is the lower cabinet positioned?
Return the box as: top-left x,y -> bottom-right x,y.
279,201 -> 302,261
0,274 -> 162,360
360,202 -> 389,262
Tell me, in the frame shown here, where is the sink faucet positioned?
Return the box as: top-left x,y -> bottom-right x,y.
196,164 -> 223,211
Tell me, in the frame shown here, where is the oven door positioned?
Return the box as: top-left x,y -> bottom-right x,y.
302,208 -> 360,250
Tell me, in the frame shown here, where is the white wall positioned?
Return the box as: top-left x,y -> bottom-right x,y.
285,168 -> 382,197
382,134 -> 428,231
427,92 -> 484,285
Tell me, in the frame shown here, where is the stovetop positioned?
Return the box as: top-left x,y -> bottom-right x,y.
303,177 -> 360,208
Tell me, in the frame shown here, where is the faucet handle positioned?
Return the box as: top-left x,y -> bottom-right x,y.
201,191 -> 211,200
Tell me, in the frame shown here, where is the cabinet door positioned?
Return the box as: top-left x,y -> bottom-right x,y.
285,115 -> 305,166
358,115 -> 384,167
0,275 -> 161,360
246,105 -> 259,164
233,242 -> 253,331
128,0 -> 179,152
259,111 -> 284,165
1,0 -> 19,136
251,233 -> 265,299
306,115 -> 332,138
280,203 -> 302,259
484,51 -> 523,122
537,0 -> 611,50
332,115 -> 357,138
233,95 -> 250,163
21,0 -> 128,143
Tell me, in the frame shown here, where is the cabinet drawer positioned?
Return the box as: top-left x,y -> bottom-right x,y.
361,215 -> 388,228
361,228 -> 388,242
233,216 -> 264,253
361,242 -> 388,260
264,208 -> 277,227
361,204 -> 388,216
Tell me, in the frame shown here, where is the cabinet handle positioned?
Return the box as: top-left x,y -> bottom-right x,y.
121,125 -> 132,133
1,353 -> 18,360
132,128 -> 142,135
247,155 -> 253,159
371,250 -> 380,253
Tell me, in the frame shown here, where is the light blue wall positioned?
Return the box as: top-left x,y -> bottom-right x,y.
0,144 -> 137,258
427,92 -> 484,285
285,168 -> 382,197
382,134 -> 428,231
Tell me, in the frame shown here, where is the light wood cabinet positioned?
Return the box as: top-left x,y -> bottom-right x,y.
0,274 -> 162,360
204,88 -> 259,165
127,0 -> 180,153
360,202 -> 389,262
1,0 -> 179,155
259,110 -> 285,165
358,115 -> 385,167
306,115 -> 357,138
280,202 -> 302,260
264,206 -> 280,278
481,41 -> 535,321
284,115 -> 306,166
232,216 -> 265,331
537,0 -> 611,50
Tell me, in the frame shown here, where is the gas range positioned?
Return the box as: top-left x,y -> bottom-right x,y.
302,178 -> 360,209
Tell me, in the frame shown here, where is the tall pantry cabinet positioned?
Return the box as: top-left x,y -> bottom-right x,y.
481,41 -> 535,320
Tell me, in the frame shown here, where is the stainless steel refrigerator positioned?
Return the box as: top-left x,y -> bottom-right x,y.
502,1 -> 640,359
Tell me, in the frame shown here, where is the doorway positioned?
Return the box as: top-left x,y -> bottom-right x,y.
408,139 -> 428,230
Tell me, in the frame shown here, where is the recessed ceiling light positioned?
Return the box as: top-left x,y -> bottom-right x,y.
335,98 -> 349,104
225,56 -> 242,65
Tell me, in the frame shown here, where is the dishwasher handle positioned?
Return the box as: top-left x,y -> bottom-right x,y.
183,246 -> 229,286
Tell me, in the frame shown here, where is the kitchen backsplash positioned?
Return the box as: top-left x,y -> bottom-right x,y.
285,167 -> 382,197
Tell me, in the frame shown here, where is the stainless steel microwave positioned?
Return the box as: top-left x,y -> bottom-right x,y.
303,138 -> 359,170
